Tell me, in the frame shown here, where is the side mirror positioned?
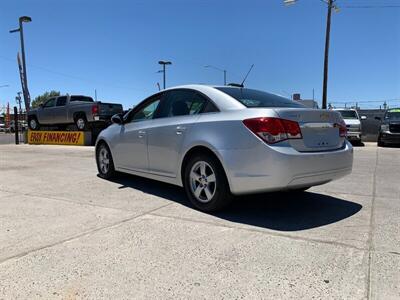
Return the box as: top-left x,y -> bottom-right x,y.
111,114 -> 123,124
374,116 -> 381,121
361,116 -> 367,120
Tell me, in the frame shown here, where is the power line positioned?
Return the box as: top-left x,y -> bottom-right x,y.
0,55 -> 142,92
342,5 -> 400,8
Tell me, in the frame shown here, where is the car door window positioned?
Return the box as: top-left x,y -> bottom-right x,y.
131,98 -> 161,122
43,98 -> 56,108
157,90 -> 207,118
56,96 -> 67,106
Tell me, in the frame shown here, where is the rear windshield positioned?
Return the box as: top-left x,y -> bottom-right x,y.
215,87 -> 304,108
70,96 -> 94,102
337,110 -> 358,119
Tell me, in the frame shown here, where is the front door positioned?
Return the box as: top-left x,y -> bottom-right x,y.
37,98 -> 57,124
112,96 -> 162,173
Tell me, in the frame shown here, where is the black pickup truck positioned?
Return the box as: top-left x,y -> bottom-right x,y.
376,108 -> 400,146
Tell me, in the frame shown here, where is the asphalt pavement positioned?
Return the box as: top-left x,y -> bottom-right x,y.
0,143 -> 399,299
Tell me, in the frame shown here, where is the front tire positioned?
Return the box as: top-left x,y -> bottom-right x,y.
28,116 -> 40,130
96,143 -> 116,179
184,154 -> 232,212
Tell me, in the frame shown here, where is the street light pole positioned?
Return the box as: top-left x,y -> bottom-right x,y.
322,0 -> 334,109
158,60 -> 172,89
224,70 -> 227,86
204,65 -> 227,85
10,16 -> 32,112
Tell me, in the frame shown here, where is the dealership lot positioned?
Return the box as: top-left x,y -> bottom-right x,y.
0,143 -> 399,299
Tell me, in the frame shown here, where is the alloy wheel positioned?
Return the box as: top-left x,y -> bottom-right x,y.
30,119 -> 37,130
189,161 -> 217,203
98,146 -> 110,174
76,118 -> 86,130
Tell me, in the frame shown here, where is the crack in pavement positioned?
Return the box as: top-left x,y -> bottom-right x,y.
0,202 -> 173,266
0,188 -> 165,213
149,212 -> 368,252
366,146 -> 379,300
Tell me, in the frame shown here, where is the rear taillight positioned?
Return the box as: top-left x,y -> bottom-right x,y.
335,119 -> 347,137
92,104 -> 99,116
243,117 -> 302,144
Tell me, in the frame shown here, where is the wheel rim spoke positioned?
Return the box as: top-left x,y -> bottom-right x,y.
206,174 -> 216,183
204,186 -> 212,200
199,162 -> 206,177
190,171 -> 201,182
194,185 -> 203,198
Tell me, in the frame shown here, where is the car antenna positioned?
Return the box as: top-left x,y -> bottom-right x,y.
240,64 -> 254,87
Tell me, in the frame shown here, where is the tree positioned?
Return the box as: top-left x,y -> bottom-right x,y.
31,90 -> 61,108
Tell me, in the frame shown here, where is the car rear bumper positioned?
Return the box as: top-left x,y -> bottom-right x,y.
380,132 -> 400,144
219,141 -> 353,195
347,131 -> 362,140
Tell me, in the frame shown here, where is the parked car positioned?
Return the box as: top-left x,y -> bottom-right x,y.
0,123 -> 6,132
95,85 -> 353,212
27,95 -> 123,131
9,120 -> 27,133
333,108 -> 366,144
376,108 -> 400,146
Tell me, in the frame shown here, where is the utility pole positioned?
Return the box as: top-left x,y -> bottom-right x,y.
284,0 -> 338,109
158,60 -> 172,89
322,0 -> 335,109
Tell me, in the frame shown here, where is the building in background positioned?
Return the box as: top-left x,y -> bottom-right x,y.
292,93 -> 319,109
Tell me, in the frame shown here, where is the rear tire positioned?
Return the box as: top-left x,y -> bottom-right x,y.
75,114 -> 88,131
96,143 -> 116,179
28,116 -> 40,130
183,154 -> 232,212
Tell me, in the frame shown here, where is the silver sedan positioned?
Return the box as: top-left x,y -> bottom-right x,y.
96,85 -> 353,212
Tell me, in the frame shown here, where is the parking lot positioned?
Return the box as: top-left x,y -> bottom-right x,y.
0,143 -> 399,299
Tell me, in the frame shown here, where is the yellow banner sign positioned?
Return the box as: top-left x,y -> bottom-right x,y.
28,130 -> 85,145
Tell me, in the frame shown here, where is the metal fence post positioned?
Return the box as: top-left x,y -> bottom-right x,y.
14,106 -> 19,145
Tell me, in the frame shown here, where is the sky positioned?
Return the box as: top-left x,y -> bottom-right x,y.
0,0 -> 399,110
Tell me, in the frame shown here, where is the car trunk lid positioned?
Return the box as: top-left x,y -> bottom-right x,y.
274,108 -> 345,152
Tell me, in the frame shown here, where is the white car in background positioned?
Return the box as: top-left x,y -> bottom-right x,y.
333,109 -> 366,144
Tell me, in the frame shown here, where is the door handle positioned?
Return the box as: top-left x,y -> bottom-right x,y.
138,130 -> 146,138
176,126 -> 186,135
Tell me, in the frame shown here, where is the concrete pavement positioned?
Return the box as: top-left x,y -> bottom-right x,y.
0,143 -> 398,299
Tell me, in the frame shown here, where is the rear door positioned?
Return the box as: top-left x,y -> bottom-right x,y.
52,96 -> 68,124
275,109 -> 345,152
147,89 -> 208,177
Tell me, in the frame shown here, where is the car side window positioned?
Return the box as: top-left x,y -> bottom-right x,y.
130,98 -> 161,122
43,98 -> 56,108
56,96 -> 67,106
156,90 -> 207,118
